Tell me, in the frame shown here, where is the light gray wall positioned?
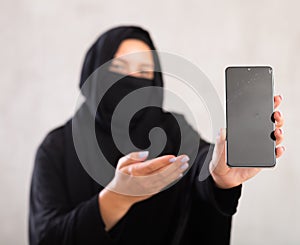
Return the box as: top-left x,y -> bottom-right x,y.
1,0 -> 299,244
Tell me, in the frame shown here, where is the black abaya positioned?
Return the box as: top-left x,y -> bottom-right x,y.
29,25 -> 242,245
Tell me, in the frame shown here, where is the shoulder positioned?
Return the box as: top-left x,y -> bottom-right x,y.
32,120 -> 75,181
35,120 -> 71,163
40,125 -> 65,152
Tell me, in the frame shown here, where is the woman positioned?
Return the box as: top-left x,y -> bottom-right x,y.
29,25 -> 285,245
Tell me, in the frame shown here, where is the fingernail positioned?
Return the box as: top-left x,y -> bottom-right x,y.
279,95 -> 283,100
138,151 -> 149,158
275,128 -> 282,136
282,146 -> 285,151
180,163 -> 189,170
277,111 -> 281,117
169,157 -> 177,163
181,156 -> 190,163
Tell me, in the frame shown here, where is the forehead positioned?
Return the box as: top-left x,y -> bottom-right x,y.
113,39 -> 154,66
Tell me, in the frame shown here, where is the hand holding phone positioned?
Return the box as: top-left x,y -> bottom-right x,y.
210,68 -> 284,188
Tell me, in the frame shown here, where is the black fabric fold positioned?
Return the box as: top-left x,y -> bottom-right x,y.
193,143 -> 242,216
29,128 -> 113,245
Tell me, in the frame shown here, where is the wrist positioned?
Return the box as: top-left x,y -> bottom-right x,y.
98,188 -> 133,231
99,188 -> 133,211
211,172 -> 241,189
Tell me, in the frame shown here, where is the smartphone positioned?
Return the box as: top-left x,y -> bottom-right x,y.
225,66 -> 276,167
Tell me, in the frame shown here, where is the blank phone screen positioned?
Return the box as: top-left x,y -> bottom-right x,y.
225,66 -> 276,167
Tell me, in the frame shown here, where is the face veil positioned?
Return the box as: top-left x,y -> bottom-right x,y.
76,25 -> 182,167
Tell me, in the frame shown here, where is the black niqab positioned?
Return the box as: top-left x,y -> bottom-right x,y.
78,25 -> 182,167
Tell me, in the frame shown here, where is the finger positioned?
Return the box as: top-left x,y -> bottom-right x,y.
273,111 -> 284,128
128,155 -> 189,194
129,154 -> 177,175
274,95 -> 282,109
117,151 -> 149,169
154,155 -> 190,178
274,128 -> 284,145
275,146 -> 285,158
152,157 -> 189,189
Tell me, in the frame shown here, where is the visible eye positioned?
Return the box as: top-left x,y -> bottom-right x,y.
110,63 -> 126,71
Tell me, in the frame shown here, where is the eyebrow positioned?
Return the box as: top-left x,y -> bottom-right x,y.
114,57 -> 154,69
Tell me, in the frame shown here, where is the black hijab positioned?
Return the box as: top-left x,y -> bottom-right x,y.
76,25 -> 195,170
80,26 -> 163,89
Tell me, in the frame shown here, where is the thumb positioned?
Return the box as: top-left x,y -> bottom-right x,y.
219,127 -> 226,142
210,128 -> 226,169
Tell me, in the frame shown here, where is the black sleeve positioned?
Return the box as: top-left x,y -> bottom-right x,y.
29,130 -> 114,245
193,143 -> 242,216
